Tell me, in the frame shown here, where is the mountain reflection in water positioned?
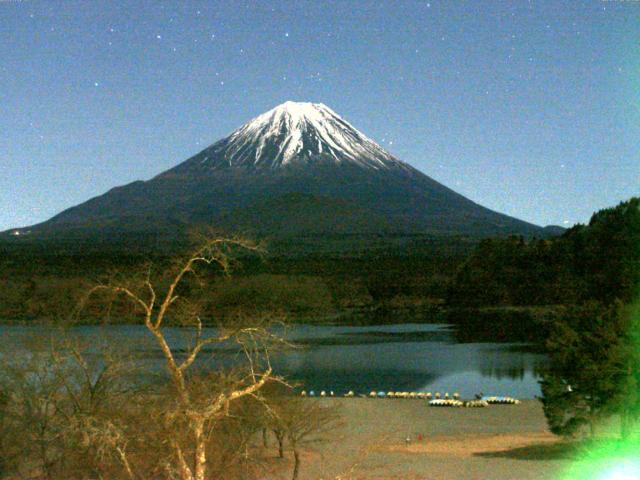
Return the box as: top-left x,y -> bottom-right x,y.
271,324 -> 546,398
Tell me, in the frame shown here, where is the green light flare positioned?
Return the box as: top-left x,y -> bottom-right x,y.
558,298 -> 640,479
558,437 -> 640,479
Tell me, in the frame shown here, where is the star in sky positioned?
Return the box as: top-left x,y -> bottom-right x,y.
1,0 -> 636,231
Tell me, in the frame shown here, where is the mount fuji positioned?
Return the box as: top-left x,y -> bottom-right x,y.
7,101 -> 545,245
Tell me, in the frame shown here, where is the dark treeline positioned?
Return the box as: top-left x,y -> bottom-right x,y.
0,234 -> 473,323
1,198 -> 637,327
446,197 -> 640,308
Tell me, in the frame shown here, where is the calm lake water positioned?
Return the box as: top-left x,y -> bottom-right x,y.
0,323 -> 546,399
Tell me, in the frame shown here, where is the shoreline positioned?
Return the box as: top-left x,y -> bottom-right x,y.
289,398 -> 571,479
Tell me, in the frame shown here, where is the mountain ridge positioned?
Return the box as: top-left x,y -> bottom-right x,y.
4,101 -> 549,245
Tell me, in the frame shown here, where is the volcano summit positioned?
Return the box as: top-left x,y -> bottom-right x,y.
166,101 -> 408,172
9,101 -> 544,244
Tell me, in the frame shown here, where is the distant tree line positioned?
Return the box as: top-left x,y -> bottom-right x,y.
446,197 -> 640,308
0,236 -> 471,323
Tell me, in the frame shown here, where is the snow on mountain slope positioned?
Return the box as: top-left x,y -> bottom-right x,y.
5,100 -> 546,242
171,101 -> 410,172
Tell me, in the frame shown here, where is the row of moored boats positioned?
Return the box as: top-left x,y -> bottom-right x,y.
299,390 -> 520,407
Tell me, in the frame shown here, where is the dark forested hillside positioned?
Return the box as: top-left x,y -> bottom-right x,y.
446,197 -> 640,307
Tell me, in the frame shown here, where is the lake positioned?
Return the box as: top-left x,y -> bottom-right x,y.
0,322 -> 545,399
274,323 -> 545,398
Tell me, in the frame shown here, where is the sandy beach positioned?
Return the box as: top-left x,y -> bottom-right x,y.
268,398 -> 574,480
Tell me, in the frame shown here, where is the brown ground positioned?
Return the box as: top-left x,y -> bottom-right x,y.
266,398 -> 577,480
389,431 -> 558,456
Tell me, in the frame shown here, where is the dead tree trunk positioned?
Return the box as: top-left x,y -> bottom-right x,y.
194,420 -> 207,480
274,430 -> 285,458
291,444 -> 301,480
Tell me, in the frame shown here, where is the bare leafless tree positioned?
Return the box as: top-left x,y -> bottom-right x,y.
0,331 -> 145,480
266,395 -> 341,480
79,236 -> 282,480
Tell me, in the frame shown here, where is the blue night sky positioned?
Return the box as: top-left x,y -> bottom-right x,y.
1,0 -> 638,231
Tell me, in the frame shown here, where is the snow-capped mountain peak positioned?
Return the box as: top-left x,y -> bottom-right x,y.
182,101 -> 407,171
16,101 -> 545,241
